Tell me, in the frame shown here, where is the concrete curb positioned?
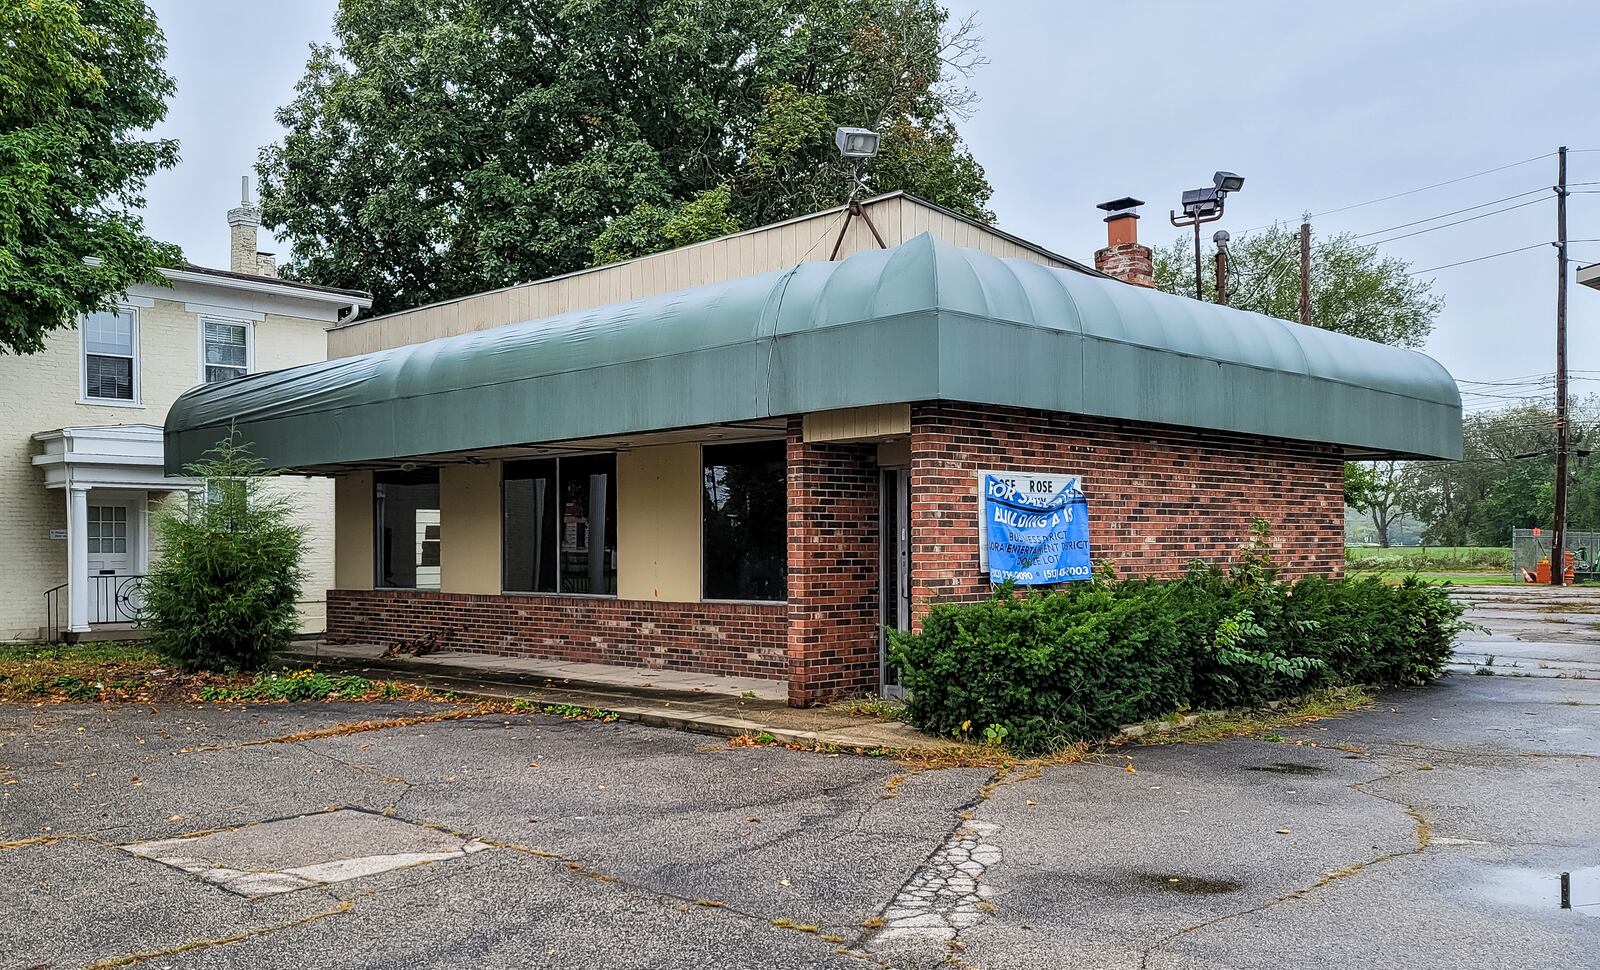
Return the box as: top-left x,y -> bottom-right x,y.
279,649 -> 935,753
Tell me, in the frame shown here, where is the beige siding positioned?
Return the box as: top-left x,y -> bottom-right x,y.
440,461 -> 502,594
803,405 -> 912,443
334,472 -> 375,590
328,195 -> 1085,358
616,443 -> 702,602
0,295 -> 337,640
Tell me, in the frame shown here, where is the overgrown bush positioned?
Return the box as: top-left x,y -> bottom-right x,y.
142,432 -> 304,672
1345,547 -> 1510,572
891,534 -> 1468,755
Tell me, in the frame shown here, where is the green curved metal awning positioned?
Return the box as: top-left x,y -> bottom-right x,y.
164,233 -> 1462,473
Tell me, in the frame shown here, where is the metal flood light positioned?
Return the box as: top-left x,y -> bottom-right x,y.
835,127 -> 881,159
1180,186 -> 1222,218
1213,171 -> 1245,193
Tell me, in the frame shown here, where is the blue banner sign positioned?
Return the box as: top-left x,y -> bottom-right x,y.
982,472 -> 1092,585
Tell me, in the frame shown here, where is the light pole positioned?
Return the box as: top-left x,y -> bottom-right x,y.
1170,171 -> 1245,301
829,127 -> 888,258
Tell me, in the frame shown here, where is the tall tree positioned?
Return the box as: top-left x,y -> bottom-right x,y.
259,0 -> 993,315
1344,461 -> 1412,548
0,0 -> 180,355
1152,224 -> 1442,348
1407,398 -> 1600,547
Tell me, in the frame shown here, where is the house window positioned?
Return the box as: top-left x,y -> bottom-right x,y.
83,309 -> 138,402
374,469 -> 441,590
702,441 -> 787,601
86,506 -> 128,554
202,318 -> 250,383
503,454 -> 617,595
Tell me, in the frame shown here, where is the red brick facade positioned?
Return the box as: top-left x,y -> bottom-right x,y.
785,420 -> 882,707
326,588 -> 787,679
908,402 -> 1346,617
325,401 -> 1348,706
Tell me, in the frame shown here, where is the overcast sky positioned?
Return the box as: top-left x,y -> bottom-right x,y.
141,0 -> 1599,401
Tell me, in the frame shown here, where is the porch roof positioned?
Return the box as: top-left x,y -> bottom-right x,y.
164,233 -> 1462,474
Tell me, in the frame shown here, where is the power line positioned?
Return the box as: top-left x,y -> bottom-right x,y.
1406,242 -> 1550,275
1367,196 -> 1549,246
1307,152 -> 1556,220
1352,187 -> 1551,238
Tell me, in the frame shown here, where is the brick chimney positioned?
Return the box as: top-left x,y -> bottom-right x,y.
256,251 -> 278,278
1094,197 -> 1155,288
227,175 -> 262,274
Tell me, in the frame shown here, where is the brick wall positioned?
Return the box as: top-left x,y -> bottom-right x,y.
785,421 -> 882,706
908,402 -> 1346,616
326,588 -> 788,679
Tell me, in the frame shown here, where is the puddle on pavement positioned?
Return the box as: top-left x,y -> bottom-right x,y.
1243,762 -> 1324,775
1133,872 -> 1244,895
1481,865 -> 1600,915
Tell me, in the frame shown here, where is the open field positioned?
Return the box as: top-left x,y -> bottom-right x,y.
1345,546 -> 1509,562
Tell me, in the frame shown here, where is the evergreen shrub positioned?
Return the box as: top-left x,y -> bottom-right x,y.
891,531 -> 1467,755
141,432 -> 304,672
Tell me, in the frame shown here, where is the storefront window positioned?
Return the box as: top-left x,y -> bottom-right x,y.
504,455 -> 617,595
374,469 -> 441,590
702,441 -> 787,601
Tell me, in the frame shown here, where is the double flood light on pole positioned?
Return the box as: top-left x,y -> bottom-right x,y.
1170,171 -> 1245,301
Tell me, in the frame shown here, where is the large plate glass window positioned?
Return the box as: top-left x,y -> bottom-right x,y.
202,319 -> 249,383
83,309 -> 137,401
374,469 -> 441,590
503,455 -> 617,595
702,441 -> 787,601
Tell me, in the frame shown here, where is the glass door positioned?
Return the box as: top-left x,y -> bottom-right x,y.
880,468 -> 910,697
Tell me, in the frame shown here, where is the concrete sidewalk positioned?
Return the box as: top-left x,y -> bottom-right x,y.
280,641 -> 943,752
1448,583 -> 1600,678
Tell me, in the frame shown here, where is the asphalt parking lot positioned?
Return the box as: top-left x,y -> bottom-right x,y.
5,590 -> 1599,969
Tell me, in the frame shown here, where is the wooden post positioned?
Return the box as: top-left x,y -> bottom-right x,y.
1553,146 -> 1569,586
1299,221 -> 1312,326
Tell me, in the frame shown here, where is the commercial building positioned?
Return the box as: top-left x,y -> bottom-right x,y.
4,186 -> 371,641
165,194 -> 1460,704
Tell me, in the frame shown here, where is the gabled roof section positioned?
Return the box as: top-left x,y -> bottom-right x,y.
165,234 -> 1461,473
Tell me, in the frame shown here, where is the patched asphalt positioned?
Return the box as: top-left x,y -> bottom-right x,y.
6,600 -> 1600,969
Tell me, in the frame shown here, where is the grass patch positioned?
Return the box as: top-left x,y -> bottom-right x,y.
1124,687 -> 1373,747
826,695 -> 906,721
0,643 -> 438,706
196,669 -> 429,703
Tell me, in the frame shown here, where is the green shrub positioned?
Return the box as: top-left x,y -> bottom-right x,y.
198,669 -> 384,702
1345,547 -> 1510,572
891,559 -> 1467,755
141,432 -> 305,672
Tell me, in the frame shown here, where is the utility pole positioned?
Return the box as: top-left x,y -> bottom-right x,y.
1553,146 -> 1570,586
1299,221 -> 1312,326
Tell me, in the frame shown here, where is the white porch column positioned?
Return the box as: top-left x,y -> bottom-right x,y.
67,484 -> 91,633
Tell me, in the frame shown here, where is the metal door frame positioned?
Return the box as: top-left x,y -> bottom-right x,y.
879,467 -> 910,698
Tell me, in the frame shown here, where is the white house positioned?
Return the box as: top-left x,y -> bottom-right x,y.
3,185 -> 371,641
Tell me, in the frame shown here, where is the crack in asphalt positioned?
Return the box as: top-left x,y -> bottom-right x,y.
1135,753 -> 1448,970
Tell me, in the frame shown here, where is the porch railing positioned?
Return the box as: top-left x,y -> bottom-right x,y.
42,574 -> 148,642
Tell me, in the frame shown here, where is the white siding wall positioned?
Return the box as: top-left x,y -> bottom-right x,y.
1,295 -> 337,640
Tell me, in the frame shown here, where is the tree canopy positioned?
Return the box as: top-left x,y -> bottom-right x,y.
1404,398 -> 1600,547
260,0 -> 994,316
0,0 -> 181,355
1152,224 -> 1442,348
